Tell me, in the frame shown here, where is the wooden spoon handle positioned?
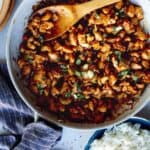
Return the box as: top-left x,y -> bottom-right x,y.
0,0 -> 14,31
75,0 -> 120,19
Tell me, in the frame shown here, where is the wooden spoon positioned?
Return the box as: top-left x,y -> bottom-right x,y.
34,0 -> 120,41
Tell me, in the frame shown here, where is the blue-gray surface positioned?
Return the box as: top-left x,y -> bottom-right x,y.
0,64 -> 62,150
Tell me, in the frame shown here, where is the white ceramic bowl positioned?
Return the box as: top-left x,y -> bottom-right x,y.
6,0 -> 150,129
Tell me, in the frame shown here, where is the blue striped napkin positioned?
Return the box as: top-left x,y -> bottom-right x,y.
0,64 -> 62,150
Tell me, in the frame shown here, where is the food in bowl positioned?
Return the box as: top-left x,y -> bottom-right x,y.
17,0 -> 150,123
89,122 -> 150,150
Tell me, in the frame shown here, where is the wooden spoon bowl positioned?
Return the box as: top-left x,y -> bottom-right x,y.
33,0 -> 120,41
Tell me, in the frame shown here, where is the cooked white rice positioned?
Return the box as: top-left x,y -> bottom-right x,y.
90,122 -> 150,150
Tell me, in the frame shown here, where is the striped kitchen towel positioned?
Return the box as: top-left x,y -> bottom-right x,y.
0,64 -> 62,150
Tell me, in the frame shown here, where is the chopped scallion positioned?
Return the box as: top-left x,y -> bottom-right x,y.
76,58 -> 82,65
113,26 -> 123,35
38,36 -> 44,43
132,75 -> 139,82
75,70 -> 82,77
114,51 -> 122,61
73,93 -> 85,100
65,91 -> 72,98
116,9 -> 126,18
60,64 -> 68,73
37,83 -> 44,95
25,55 -> 33,63
118,69 -> 131,78
75,82 -> 82,92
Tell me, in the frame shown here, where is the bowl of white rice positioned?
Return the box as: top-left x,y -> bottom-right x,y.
85,117 -> 150,150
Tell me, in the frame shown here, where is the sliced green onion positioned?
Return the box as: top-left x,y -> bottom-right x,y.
75,82 -> 82,92
60,64 -> 67,69
75,70 -> 82,77
118,69 -> 131,78
132,75 -> 139,82
38,35 -> 44,43
113,26 -> 123,35
37,83 -> 44,95
73,93 -> 85,100
65,91 -> 72,98
25,55 -> 33,63
60,64 -> 68,73
114,51 -> 122,61
119,9 -> 126,18
76,58 -> 82,65
116,9 -> 126,18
